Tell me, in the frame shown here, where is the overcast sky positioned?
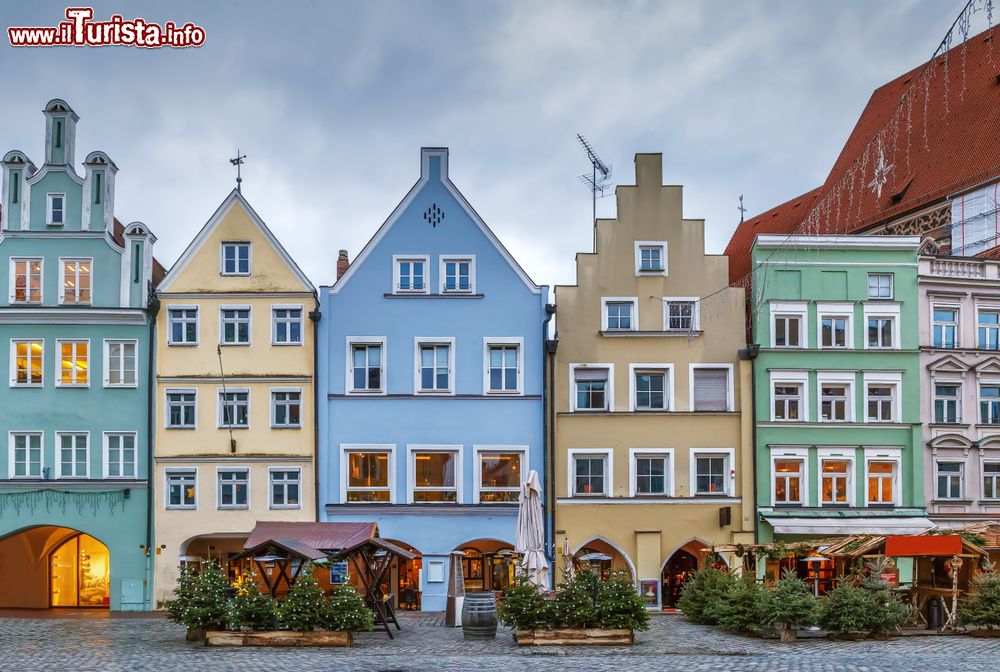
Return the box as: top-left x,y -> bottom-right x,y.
0,0 -> 966,289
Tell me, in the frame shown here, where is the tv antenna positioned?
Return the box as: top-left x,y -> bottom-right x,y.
577,133 -> 612,246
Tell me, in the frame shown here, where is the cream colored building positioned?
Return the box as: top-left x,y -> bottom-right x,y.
152,190 -> 316,604
554,154 -> 754,609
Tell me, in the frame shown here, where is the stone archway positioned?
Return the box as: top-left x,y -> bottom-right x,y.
0,526 -> 110,609
660,539 -> 714,609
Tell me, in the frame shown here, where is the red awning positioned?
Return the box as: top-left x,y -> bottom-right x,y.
884,535 -> 963,557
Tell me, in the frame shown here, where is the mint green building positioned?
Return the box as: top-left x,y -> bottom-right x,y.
751,235 -> 928,564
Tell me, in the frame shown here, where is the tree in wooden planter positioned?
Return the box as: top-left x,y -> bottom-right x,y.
710,574 -> 768,634
498,575 -> 556,632
323,585 -> 374,633
677,567 -> 735,625
277,566 -> 326,632
555,570 -> 600,629
761,570 -> 816,642
960,565 -> 1000,631
227,571 -> 277,632
165,560 -> 229,638
596,573 -> 649,631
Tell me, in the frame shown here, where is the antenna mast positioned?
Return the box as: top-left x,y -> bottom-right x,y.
577,133 -> 612,249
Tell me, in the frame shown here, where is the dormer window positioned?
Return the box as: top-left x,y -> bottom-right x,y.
634,241 -> 668,276
393,255 -> 429,294
441,256 -> 474,293
221,242 -> 251,276
47,193 -> 65,226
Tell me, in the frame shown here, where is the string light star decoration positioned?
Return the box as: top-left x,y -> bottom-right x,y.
867,141 -> 894,199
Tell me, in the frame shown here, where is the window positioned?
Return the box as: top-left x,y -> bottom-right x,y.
270,469 -> 301,508
218,469 -> 249,509
486,343 -> 520,393
167,307 -> 198,345
820,316 -> 848,348
478,451 -> 522,502
574,455 -> 607,496
984,463 -> 1000,499
981,385 -> 1000,424
866,384 -> 896,422
11,258 -> 42,304
774,315 -> 802,347
56,433 -> 88,478
604,300 -> 634,331
220,307 -> 251,345
573,367 -> 609,411
10,433 -> 42,478
104,340 -> 137,387
867,317 -> 894,348
821,460 -> 850,505
166,470 -> 197,509
345,451 -> 391,502
932,308 -> 959,348
441,257 -> 474,293
692,367 -> 730,411
219,390 -> 250,428
46,193 -> 65,226
820,385 -> 849,421
936,462 -> 963,500
412,450 -> 458,502
272,307 -> 303,345
635,241 -> 667,275
634,454 -> 668,495
221,242 -> 251,276
933,384 -> 961,423
11,339 -> 43,386
394,256 -> 428,293
271,389 -> 301,428
417,342 -> 452,393
978,310 -> 1000,350
868,273 -> 893,299
104,433 -> 136,479
695,455 -> 727,495
773,384 -> 803,421
350,342 -> 384,392
166,390 -> 197,428
773,460 -> 804,505
57,340 -> 88,386
634,370 -> 667,411
664,300 -> 697,331
60,259 -> 92,305
867,461 -> 896,505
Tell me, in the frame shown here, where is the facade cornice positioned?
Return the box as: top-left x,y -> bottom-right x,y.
159,375 -> 312,384
324,503 -> 518,516
0,480 -> 147,490
155,455 -> 312,463
157,292 -> 315,300
555,497 -> 741,505
0,308 -> 147,325
756,235 -> 921,250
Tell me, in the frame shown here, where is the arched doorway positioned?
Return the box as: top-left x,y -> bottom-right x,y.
0,526 -> 111,609
455,539 -> 518,592
661,549 -> 698,608
50,533 -> 110,608
572,537 -> 635,582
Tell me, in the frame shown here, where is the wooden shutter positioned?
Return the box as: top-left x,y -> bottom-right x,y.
693,368 -> 728,411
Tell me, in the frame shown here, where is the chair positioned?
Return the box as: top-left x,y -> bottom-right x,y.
400,587 -> 418,610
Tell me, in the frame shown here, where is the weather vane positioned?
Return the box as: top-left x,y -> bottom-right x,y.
229,150 -> 247,192
738,194 -> 747,223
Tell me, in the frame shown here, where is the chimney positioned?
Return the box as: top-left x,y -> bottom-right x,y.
336,250 -> 350,280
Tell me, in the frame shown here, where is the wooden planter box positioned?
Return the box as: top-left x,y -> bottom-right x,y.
970,629 -> 1000,638
516,628 -> 634,646
204,630 -> 353,647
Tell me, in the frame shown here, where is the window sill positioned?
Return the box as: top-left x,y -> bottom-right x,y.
269,505 -> 302,510
218,506 -> 250,511
10,384 -> 43,389
384,292 -> 484,299
600,330 -> 703,338
772,503 -> 805,508
219,343 -> 251,347
931,499 -> 973,505
928,423 -> 970,429
105,384 -> 139,390
166,426 -> 197,431
165,506 -> 197,511
271,341 -> 304,347
167,342 -> 199,347
271,425 -> 302,430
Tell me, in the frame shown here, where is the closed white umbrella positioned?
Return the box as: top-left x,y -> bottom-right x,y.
561,538 -> 575,583
515,469 -> 549,589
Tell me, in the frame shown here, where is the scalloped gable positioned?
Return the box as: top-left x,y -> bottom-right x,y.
927,354 -> 970,374
928,433 -> 974,450
158,189 -> 314,294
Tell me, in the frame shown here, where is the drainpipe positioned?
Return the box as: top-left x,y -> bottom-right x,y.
145,292 -> 160,610
309,293 -> 322,523
543,303 -> 557,566
739,344 -> 760,543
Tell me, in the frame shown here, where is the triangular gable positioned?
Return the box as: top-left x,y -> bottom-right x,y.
927,354 -> 970,374
330,148 -> 541,294
975,356 -> 1000,376
158,189 -> 314,293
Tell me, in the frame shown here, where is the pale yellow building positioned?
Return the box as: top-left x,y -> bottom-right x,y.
152,190 -> 316,604
554,154 -> 755,609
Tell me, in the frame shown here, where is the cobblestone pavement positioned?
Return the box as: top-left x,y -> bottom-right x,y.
2,612 -> 999,672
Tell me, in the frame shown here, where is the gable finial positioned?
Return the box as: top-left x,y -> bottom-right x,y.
229,150 -> 247,192
738,194 -> 747,224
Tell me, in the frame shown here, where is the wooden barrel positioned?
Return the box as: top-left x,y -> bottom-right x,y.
461,592 -> 498,640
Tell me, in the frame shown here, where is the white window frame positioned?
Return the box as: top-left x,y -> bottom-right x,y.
601,297 -> 639,332
392,254 -> 430,294
220,241 -> 252,276
340,444 -> 396,504
628,448 -> 674,497
976,305 -> 1000,350
166,305 -> 199,346
569,363 -> 614,412
931,304 -> 961,349
346,336 -> 387,394
439,255 -> 476,294
164,388 -> 198,429
269,466 -> 303,509
628,363 -> 673,412
271,304 -> 304,346
980,382 -> 1000,424
688,364 -> 734,412
863,447 -> 902,507
770,447 -> 808,506
769,370 -> 809,422
932,380 -> 962,424
473,445 -> 528,504
8,431 -> 43,479
816,370 -> 855,423
103,339 -> 138,388
165,468 -> 198,510
663,297 -> 701,332
769,302 -> 808,348
867,273 -> 894,300
270,387 -> 303,429
55,338 -> 90,388
863,372 -> 902,424
54,431 -> 89,479
935,460 -> 965,500
483,337 -> 523,395
46,192 -> 66,226
690,448 -> 735,497
58,257 -> 93,305
816,303 -> 854,350
568,448 -> 612,498
634,241 -> 668,276
9,257 -> 43,304
10,338 -> 44,387
983,460 -> 1000,500
406,444 -> 463,504
816,447 -> 856,507
216,466 -> 251,510
102,431 -> 138,479
217,387 -> 251,429
219,304 -> 252,346
863,303 -> 900,350
414,337 -> 455,395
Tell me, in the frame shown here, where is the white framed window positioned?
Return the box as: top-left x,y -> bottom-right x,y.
816,370 -> 854,422
484,338 -> 522,395
269,467 -> 302,509
9,432 -> 42,478
629,364 -> 672,411
635,241 -> 667,275
56,339 -> 89,387
217,468 -> 250,509
218,388 -> 250,428
568,448 -> 611,497
864,448 -> 901,506
59,258 -> 92,305
103,432 -> 137,479
167,306 -> 199,345
393,255 -> 429,294
341,445 -> 394,503
772,453 -> 806,506
414,338 -> 454,394
347,337 -> 386,394
474,446 -> 526,503
933,383 -> 961,423
165,389 -> 197,429
10,339 -> 43,387
104,339 -> 137,388
864,303 -> 900,350
628,449 -> 673,497
936,461 -> 964,500
978,308 -> 1000,350
439,255 -> 475,293
981,384 -> 1000,424
983,462 -> 1000,499
272,305 -> 303,345
691,449 -> 734,496
271,388 -> 302,428
407,445 -> 461,503
602,297 -> 638,332
166,469 -> 197,509
663,298 -> 700,332
220,305 -> 251,345
46,192 -> 65,226
773,383 -> 804,421
221,241 -> 251,276
817,303 -> 853,349
867,273 -> 893,299
55,432 -> 88,479
932,306 -> 959,348
770,302 -> 808,348
817,449 -> 854,507
10,257 -> 42,304
570,364 -> 613,412
690,365 -> 733,412
864,373 -> 900,423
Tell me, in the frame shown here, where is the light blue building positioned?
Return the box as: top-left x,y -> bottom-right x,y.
0,100 -> 159,610
318,148 -> 549,611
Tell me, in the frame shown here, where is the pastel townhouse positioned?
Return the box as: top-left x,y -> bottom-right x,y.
318,148 -> 549,611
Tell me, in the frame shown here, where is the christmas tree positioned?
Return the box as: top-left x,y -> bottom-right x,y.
165,561 -> 229,631
498,574 -> 555,631
596,573 -> 649,631
555,570 -> 599,629
227,571 -> 277,631
761,569 -> 816,641
277,565 -> 327,632
960,564 -> 1000,629
324,585 -> 374,632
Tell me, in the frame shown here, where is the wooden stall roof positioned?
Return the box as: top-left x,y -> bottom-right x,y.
229,538 -> 328,563
327,536 -> 417,562
244,521 -> 377,551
